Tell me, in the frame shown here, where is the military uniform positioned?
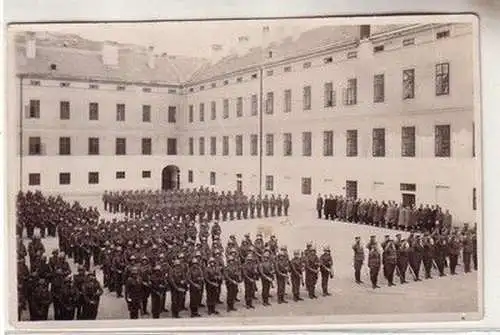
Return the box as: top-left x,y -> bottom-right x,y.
224,257 -> 241,312
275,252 -> 290,303
259,253 -> 275,306
187,260 -> 204,317
368,246 -> 381,289
81,273 -> 102,320
352,237 -> 364,284
382,240 -> 397,286
204,258 -> 222,315
305,249 -> 320,299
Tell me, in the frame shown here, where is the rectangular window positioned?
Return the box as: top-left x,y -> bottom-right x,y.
302,132 -> 312,156
59,137 -> 71,155
284,89 -> 292,113
142,105 -> 151,122
303,86 -> 311,110
324,82 -> 335,107
188,170 -> 193,183
323,131 -> 334,156
235,135 -> 243,156
373,74 -> 385,103
236,97 -> 243,117
60,101 -> 70,120
251,94 -> 258,116
266,134 -> 274,156
303,61 -> 311,69
284,66 -> 292,72
401,126 -> 416,157
88,172 -> 99,184
167,138 -> 177,155
88,137 -> 99,155
142,138 -> 152,155
223,136 -> 229,156
266,70 -> 274,76
473,188 -> 477,210
89,83 -> 99,90
344,78 -> 357,105
189,105 -> 194,123
59,173 -> 71,185
266,92 -> 274,114
116,171 -> 125,179
283,133 -> 292,156
403,38 -> 415,46
436,30 -> 450,39
400,183 -> 417,192
265,175 -> 274,191
30,80 -> 41,86
403,69 -> 415,99
199,137 -> 205,156
210,136 -> 217,156
28,99 -> 40,118
324,56 -> 333,64
346,180 -> 358,199
210,172 -> 216,186
189,137 -> 194,155
435,125 -> 451,157
436,63 -> 450,96
199,103 -> 205,122
89,102 -> 99,120
301,177 -> 312,195
28,137 -> 41,155
373,45 -> 384,53
142,170 -> 151,178
168,106 -> 177,123
223,99 -> 229,119
372,128 -> 386,157
250,134 -> 258,156
142,87 -> 152,93
347,51 -> 357,59
116,85 -> 126,91
346,130 -> 358,157
211,101 -> 216,120
28,173 -> 40,186
116,104 -> 125,121
115,138 -> 126,155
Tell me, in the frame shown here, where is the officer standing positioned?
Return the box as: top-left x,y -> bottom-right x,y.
259,251 -> 275,306
449,234 -> 461,275
242,254 -> 258,309
256,195 -> 263,218
224,256 -> 241,312
149,265 -> 167,319
422,235 -> 435,279
274,249 -> 290,304
169,259 -> 188,318
263,195 -> 270,218
60,275 -> 79,320
382,239 -> 397,286
290,250 -> 304,301
316,194 -> 324,219
125,267 -> 144,319
283,195 -> 290,216
81,271 -> 102,320
276,195 -> 283,216
305,247 -> 320,299
368,245 -> 381,289
397,238 -> 410,283
352,237 -> 364,284
204,257 -> 221,315
319,246 -> 334,296
187,258 -> 204,317
462,231 -> 473,273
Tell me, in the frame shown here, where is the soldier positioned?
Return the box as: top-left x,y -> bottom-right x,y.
51,268 -> 66,320
270,194 -> 276,217
275,194 -> 282,217
263,195 -> 270,218
397,239 -> 410,283
352,236 -> 364,284
368,245 -> 381,289
150,265 -> 167,319
383,239 -> 397,286
125,267 -> 143,319
290,250 -> 304,301
305,247 -> 320,299
60,275 -> 79,320
256,195 -> 263,218
139,256 -> 152,315
242,254 -> 258,309
204,257 -> 222,315
30,278 -> 52,321
283,195 -> 290,217
259,251 -> 275,306
449,234 -> 461,275
224,256 -> 241,312
422,235 -> 435,279
462,231 -> 473,273
409,235 -> 423,281
169,259 -> 187,318
316,194 -> 324,219
73,265 -> 87,319
186,258 -> 204,317
81,271 -> 102,320
319,246 -> 334,296
275,248 -> 290,304
111,247 -> 126,298
472,227 -> 478,271
249,195 -> 256,219
242,195 -> 249,220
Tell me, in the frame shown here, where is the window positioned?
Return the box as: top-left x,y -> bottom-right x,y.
400,183 -> 417,192
283,133 -> 292,156
210,172 -> 216,186
251,94 -> 258,116
235,135 -> 243,156
28,100 -> 40,118
223,99 -> 229,119
142,87 -> 152,93
89,84 -> 99,90
250,134 -> 258,156
89,102 -> 99,120
347,51 -> 357,59
210,136 -> 217,155
115,138 -> 126,155
211,101 -> 216,120
346,130 -> 358,157
199,137 -> 205,156
60,82 -> 70,88
142,138 -> 152,155
435,125 -> 451,157
284,66 -> 292,72
59,137 -> 71,155
266,92 -> 274,114
323,131 -> 334,156
373,74 -> 385,103
223,80 -> 229,86
302,132 -> 312,156
473,188 -> 477,211
167,138 -> 177,155
189,105 -> 194,123
436,30 -> 450,39
303,86 -> 311,110
30,80 -> 41,86
346,180 -> 358,199
301,177 -> 312,195
303,61 -> 311,69
188,170 -> 193,183
436,63 -> 450,96
403,69 -> 415,100
324,56 -> 333,64
324,82 -> 335,107
189,137 -> 194,155
142,105 -> 151,122
200,85 -> 205,91
284,89 -> 292,113
28,137 -> 41,155
236,97 -> 243,117
59,173 -> 71,185
199,103 -> 205,122
116,104 -> 125,121
266,70 -> 274,76
116,171 -> 125,179
142,170 -> 151,179
251,73 -> 258,79
28,173 -> 40,186
60,101 -> 70,120
88,172 -> 99,184
236,77 -> 243,83
168,106 -> 176,123
403,38 -> 415,46
344,78 -> 357,105
189,88 -> 194,93
223,136 -> 229,156
265,175 -> 274,191
266,134 -> 274,156
88,137 -> 99,155
372,128 -> 386,157
373,45 -> 384,53
211,83 -> 216,88
401,126 -> 416,157
116,85 -> 126,91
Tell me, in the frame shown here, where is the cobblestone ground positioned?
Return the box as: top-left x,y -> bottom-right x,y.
19,196 -> 479,321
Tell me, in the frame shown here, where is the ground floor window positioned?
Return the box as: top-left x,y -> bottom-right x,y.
142,170 -> 151,179
116,171 -> 125,179
301,177 -> 312,195
59,173 -> 71,185
28,173 -> 40,186
345,180 -> 357,199
88,172 -> 99,184
265,175 -> 274,191
188,170 -> 193,183
210,172 -> 216,186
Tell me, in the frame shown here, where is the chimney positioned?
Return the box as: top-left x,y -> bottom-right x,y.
147,46 -> 155,69
102,41 -> 119,66
236,35 -> 249,57
360,25 -> 371,40
26,32 -> 36,59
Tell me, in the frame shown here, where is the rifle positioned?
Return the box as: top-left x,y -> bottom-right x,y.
407,265 -> 417,281
321,264 -> 334,278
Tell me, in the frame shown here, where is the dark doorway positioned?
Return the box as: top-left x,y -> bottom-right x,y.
162,165 -> 180,190
402,193 -> 416,208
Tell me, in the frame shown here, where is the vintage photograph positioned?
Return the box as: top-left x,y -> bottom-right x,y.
7,15 -> 481,326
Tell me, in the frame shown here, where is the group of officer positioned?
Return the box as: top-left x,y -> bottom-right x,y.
352,224 -> 477,289
316,194 -> 453,233
102,188 -> 291,221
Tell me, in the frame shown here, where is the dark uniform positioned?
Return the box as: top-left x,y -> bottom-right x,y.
204,258 -> 222,315
169,260 -> 188,318
319,247 -> 334,295
80,273 -> 102,320
125,267 -> 144,319
305,249 -> 320,299
368,246 -> 381,289
274,251 -> 290,304
352,237 -> 364,284
224,257 -> 241,312
290,251 -> 304,301
187,259 -> 204,317
242,255 -> 258,309
382,240 -> 397,286
259,252 -> 275,306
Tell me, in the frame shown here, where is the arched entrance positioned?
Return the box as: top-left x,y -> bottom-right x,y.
162,165 -> 180,190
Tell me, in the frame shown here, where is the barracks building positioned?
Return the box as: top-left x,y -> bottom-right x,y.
11,22 -> 478,223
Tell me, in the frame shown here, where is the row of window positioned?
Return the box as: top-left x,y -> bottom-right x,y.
30,79 -> 178,94
28,170 -> 153,186
187,63 -> 450,122
27,100 -> 177,123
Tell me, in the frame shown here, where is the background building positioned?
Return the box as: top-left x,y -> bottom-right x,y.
12,22 -> 478,223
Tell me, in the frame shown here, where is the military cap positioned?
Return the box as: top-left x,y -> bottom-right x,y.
384,235 -> 390,238
141,255 -> 148,260
396,233 -> 402,237
355,236 -> 361,240
208,257 -> 216,264
130,267 -> 139,273
59,252 -> 66,258
130,255 -> 137,260
370,235 -> 376,239
246,254 -> 254,260
324,246 -> 330,252
227,256 -> 235,262
154,265 -> 161,271
77,265 -> 85,271
52,249 -> 59,254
